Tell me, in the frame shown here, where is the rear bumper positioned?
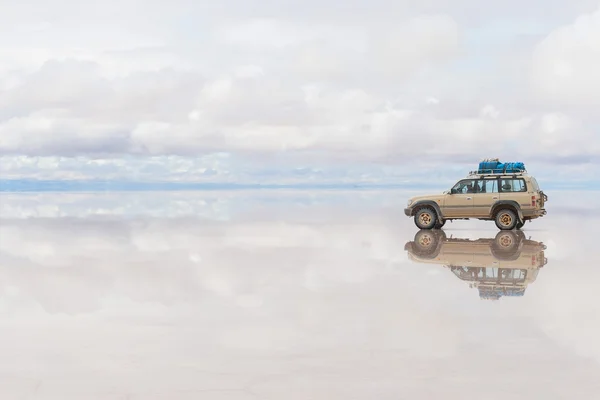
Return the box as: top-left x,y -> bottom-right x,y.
523,208 -> 547,219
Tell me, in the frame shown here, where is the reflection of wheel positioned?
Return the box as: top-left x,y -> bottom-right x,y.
495,231 -> 518,251
414,208 -> 437,230
413,229 -> 446,258
491,230 -> 524,260
495,209 -> 517,230
415,230 -> 435,251
434,220 -> 446,229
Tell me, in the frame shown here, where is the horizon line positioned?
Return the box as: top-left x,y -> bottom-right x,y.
1,178 -> 598,192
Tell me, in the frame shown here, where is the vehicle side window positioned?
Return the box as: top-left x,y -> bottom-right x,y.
481,179 -> 498,193
452,179 -> 477,194
500,179 -> 527,192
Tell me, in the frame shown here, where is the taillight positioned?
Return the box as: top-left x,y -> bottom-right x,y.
531,196 -> 536,206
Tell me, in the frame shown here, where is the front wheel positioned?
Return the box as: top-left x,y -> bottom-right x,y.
495,209 -> 517,230
414,208 -> 437,230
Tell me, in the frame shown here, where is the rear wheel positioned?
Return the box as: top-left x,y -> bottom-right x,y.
414,208 -> 437,230
494,209 -> 517,230
434,220 -> 446,229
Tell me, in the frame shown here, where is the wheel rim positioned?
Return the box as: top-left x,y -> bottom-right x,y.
499,213 -> 512,227
419,212 -> 433,226
418,233 -> 433,247
498,233 -> 513,248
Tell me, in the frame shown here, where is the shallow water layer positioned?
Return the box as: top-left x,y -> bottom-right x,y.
0,190 -> 599,399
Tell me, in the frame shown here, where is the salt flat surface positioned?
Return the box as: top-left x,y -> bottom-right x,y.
0,190 -> 599,399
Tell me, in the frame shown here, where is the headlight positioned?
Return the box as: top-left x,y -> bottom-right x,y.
407,199 -> 413,206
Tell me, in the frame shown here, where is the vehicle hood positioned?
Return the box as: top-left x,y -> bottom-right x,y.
407,193 -> 444,205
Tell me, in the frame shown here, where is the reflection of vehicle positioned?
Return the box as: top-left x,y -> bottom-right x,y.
404,230 -> 548,300
404,159 -> 548,230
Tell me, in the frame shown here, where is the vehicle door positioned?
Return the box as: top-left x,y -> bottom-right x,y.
473,178 -> 499,217
499,178 -> 530,209
443,179 -> 476,217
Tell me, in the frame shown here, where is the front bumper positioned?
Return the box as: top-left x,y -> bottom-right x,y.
404,207 -> 412,217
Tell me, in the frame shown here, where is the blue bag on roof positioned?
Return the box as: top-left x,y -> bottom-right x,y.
501,162 -> 525,173
478,159 -> 500,172
477,159 -> 525,174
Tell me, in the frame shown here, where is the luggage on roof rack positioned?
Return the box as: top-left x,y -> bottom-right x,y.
476,158 -> 526,174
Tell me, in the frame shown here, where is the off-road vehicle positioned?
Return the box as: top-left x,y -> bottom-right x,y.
404,160 -> 548,230
404,229 -> 548,300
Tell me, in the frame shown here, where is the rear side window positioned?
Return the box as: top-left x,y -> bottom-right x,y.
500,179 -> 527,192
529,177 -> 540,191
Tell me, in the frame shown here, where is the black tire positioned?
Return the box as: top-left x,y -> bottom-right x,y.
414,208 -> 437,230
494,208 -> 517,230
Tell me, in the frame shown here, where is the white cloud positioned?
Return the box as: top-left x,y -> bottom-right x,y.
368,15 -> 460,76
531,5 -> 600,111
0,1 -> 599,181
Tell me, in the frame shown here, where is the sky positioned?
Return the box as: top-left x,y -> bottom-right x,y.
1,1 -> 599,186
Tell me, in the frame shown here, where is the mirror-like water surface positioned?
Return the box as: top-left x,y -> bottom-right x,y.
1,190 -> 599,399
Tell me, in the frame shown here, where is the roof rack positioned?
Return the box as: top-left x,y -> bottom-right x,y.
468,169 -> 527,177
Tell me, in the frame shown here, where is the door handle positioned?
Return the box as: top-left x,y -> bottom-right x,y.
466,197 -> 472,200
492,196 -> 498,199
